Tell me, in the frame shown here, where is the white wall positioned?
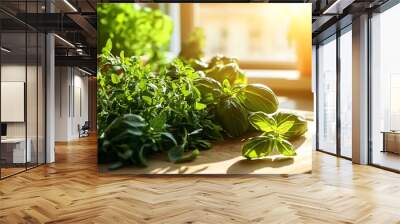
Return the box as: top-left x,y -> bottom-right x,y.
71,72 -> 89,138
1,63 -> 46,164
55,66 -> 70,141
1,65 -> 29,138
54,67 -> 89,141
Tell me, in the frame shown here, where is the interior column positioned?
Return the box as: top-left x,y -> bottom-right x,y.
352,14 -> 369,164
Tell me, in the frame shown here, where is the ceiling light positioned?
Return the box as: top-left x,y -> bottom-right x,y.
323,0 -> 354,15
54,34 -> 75,48
63,0 -> 78,12
76,48 -> 86,55
1,47 -> 11,53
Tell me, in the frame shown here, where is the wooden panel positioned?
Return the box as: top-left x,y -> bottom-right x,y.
384,132 -> 400,154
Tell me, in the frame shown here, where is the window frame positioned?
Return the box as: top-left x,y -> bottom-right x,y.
315,23 -> 353,161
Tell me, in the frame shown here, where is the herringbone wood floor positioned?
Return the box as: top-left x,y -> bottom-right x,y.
1,136 -> 400,224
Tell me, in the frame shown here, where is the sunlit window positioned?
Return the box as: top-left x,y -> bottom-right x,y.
193,3 -> 311,74
371,2 -> 400,171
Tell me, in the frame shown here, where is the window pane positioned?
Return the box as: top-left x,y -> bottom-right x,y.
340,28 -> 352,158
317,37 -> 337,154
371,4 -> 400,171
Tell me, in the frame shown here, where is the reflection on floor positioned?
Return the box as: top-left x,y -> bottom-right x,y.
0,167 -> 25,178
0,163 -> 41,178
373,151 -> 400,171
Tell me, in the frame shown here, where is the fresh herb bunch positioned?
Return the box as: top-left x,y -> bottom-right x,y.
97,3 -> 173,64
98,41 -> 222,169
242,112 -> 308,160
189,56 -> 307,159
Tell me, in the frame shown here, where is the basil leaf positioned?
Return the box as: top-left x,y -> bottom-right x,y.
168,146 -> 200,163
142,95 -> 152,105
116,145 -> 133,160
275,139 -> 296,156
276,120 -> 295,135
150,111 -> 167,131
222,79 -> 231,89
248,112 -> 277,133
242,135 -> 276,159
111,73 -> 120,84
161,132 -> 177,145
138,145 -> 148,166
273,112 -> 308,139
102,38 -> 112,54
195,102 -> 207,110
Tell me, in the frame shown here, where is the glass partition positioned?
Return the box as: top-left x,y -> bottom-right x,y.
317,35 -> 337,154
0,1 -> 46,179
1,30 -> 28,177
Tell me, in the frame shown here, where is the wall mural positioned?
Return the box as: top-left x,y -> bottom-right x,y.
97,3 -> 312,175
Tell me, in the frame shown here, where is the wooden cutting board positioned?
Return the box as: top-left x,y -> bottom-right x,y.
99,122 -> 313,175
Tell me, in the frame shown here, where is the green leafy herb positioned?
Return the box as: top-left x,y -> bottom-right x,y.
216,96 -> 249,137
168,146 -> 200,163
98,3 -> 173,65
242,135 -> 276,159
237,84 -> 279,114
248,112 -> 277,133
273,112 -> 308,140
242,111 -> 303,159
98,48 -> 223,168
242,134 -> 296,160
193,77 -> 223,104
